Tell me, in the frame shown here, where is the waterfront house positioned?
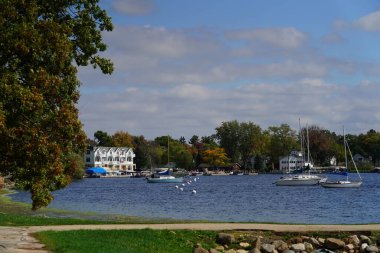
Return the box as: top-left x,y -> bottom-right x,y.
279,151 -> 304,173
84,146 -> 136,174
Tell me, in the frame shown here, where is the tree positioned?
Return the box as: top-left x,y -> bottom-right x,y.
215,120 -> 240,163
94,130 -> 113,146
0,1 -> 113,209
267,124 -> 298,169
202,147 -> 229,167
112,130 -> 133,147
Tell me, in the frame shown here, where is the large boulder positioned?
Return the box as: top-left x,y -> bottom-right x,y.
273,240 -> 288,252
324,238 -> 345,250
304,242 -> 314,253
217,233 -> 236,245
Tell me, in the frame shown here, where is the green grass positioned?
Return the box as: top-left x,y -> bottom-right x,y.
36,229 -> 218,253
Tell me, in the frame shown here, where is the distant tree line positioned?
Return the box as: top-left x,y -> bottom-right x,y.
89,121 -> 380,172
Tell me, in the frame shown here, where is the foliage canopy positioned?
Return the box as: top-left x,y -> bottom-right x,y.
0,0 -> 113,209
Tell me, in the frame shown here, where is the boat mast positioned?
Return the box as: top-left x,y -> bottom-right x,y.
299,118 -> 303,170
343,126 -> 349,181
167,135 -> 170,165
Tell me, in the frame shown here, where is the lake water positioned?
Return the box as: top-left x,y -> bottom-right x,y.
10,173 -> 380,224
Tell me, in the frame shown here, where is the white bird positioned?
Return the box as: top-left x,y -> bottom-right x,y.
194,178 -> 197,182
192,189 -> 197,194
180,188 -> 184,191
175,185 -> 179,189
182,183 -> 185,186
187,181 -> 191,185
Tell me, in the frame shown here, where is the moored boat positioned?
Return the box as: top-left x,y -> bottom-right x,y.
146,169 -> 184,183
320,127 -> 362,189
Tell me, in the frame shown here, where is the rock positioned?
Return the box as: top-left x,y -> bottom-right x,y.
210,249 -> 221,253
240,242 -> 251,248
290,238 -> 304,244
225,250 -> 237,253
194,243 -> 209,253
317,238 -> 326,245
348,235 -> 361,246
345,244 -> 355,251
361,243 -> 369,253
283,250 -> 295,253
313,249 -> 335,253
217,233 -> 236,245
304,242 -> 314,253
236,250 -> 249,253
290,243 -> 305,251
261,243 -> 276,253
250,248 -> 261,253
306,238 -> 321,248
215,245 -> 225,251
324,238 -> 345,250
365,245 -> 379,253
273,240 -> 288,252
360,235 -> 373,245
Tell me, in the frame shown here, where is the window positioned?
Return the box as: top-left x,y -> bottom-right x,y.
86,158 -> 90,162
108,157 -> 112,161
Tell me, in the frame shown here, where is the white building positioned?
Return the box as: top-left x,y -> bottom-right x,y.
84,146 -> 136,172
279,151 -> 305,173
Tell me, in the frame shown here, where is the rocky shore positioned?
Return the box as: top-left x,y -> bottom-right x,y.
194,231 -> 380,253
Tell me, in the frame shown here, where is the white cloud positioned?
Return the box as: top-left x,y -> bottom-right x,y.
353,11 -> 380,32
226,27 -> 307,49
112,0 -> 154,16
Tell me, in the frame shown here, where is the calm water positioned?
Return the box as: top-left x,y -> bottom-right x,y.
10,173 -> 380,224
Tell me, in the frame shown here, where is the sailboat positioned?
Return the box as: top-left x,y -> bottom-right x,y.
276,121 -> 326,186
147,136 -> 184,183
320,127 -> 362,188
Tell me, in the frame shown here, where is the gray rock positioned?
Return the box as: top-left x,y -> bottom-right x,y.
217,233 -> 236,245
290,243 -> 305,251
365,245 -> 379,253
312,249 -> 335,253
361,243 -> 369,253
324,238 -> 345,250
261,243 -> 276,253
360,235 -> 373,245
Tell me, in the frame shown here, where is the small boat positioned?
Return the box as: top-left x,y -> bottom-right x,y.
320,127 -> 362,189
146,169 -> 184,183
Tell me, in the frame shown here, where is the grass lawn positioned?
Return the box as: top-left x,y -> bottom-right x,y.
36,229 -> 218,253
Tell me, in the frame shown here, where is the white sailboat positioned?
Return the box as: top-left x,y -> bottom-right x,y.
320,127 -> 362,188
276,121 -> 326,186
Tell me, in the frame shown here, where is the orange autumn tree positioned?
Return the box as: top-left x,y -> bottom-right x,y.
0,1 -> 113,209
202,147 -> 229,167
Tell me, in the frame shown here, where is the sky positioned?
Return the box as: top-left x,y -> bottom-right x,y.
78,0 -> 380,141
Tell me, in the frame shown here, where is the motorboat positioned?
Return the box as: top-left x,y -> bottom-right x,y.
146,169 -> 184,183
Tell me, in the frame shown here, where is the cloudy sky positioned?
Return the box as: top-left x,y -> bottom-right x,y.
78,0 -> 380,141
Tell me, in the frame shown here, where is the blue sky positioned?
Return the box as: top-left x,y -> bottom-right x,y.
78,0 -> 380,140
